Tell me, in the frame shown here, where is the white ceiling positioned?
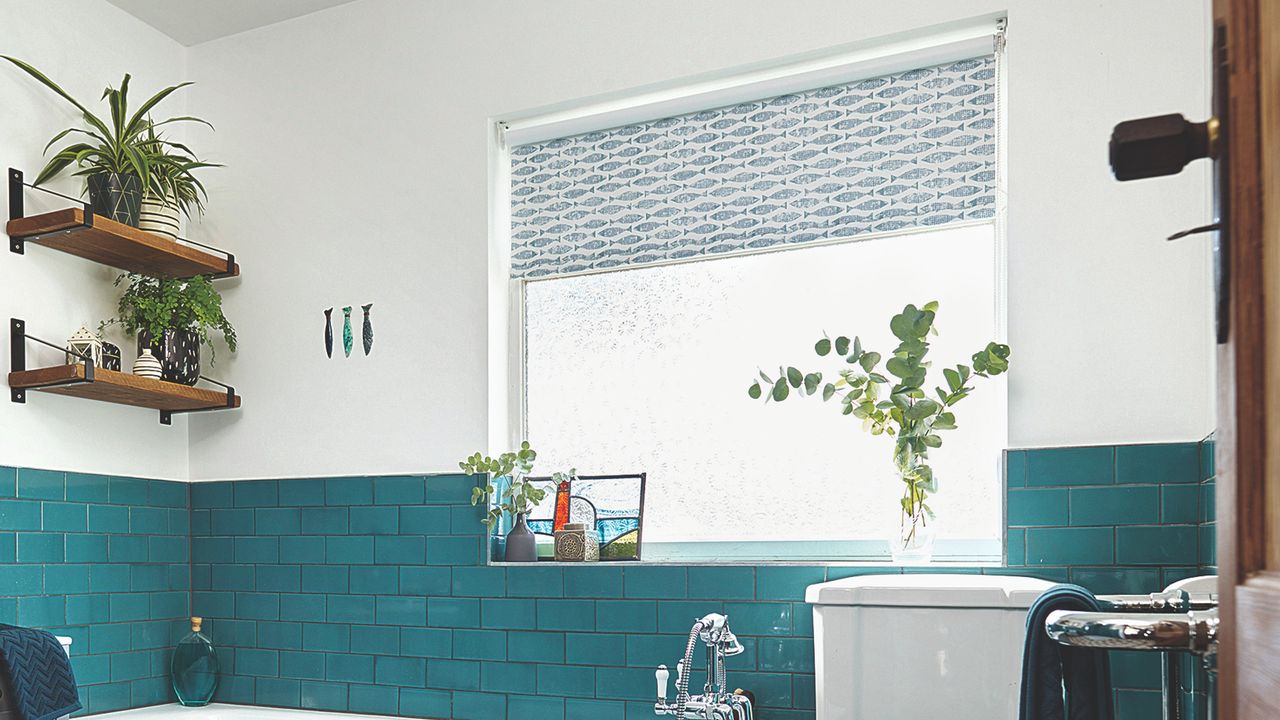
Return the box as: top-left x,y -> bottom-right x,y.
106,0 -> 358,46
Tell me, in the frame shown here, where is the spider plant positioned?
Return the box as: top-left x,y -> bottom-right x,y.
141,124 -> 219,219
2,56 -> 211,222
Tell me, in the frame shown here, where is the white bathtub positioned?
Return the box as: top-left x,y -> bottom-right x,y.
95,705 -> 405,720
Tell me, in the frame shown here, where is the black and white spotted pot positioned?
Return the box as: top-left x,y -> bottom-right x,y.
137,329 -> 201,385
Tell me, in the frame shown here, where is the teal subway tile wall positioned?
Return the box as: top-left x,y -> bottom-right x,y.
0,468 -> 190,715
1,440 -> 1211,719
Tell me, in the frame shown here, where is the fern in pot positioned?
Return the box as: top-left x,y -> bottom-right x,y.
747,302 -> 1010,562
2,56 -> 210,227
104,274 -> 236,385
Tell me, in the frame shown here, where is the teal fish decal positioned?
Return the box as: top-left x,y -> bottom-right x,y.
323,308 -> 333,358
342,306 -> 353,357
361,303 -> 374,355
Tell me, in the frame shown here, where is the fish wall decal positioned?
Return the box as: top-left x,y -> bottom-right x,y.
361,303 -> 374,355
342,306 -> 353,357
323,308 -> 333,358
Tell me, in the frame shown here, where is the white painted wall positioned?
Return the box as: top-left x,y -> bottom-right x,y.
0,0 -> 191,479
180,0 -> 1215,480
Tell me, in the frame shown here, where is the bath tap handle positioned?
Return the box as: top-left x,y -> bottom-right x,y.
656,665 -> 669,701
676,661 -> 685,691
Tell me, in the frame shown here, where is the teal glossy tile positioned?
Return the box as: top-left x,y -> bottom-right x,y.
564,566 -> 623,598
130,506 -> 169,534
237,592 -> 281,620
234,480 -> 279,507
350,624 -> 401,655
109,476 -> 149,505
451,567 -> 502,597
281,594 -> 327,623
482,660 -> 537,693
0,467 -> 13,497
793,674 -> 816,710
71,654 -> 110,685
451,504 -> 484,530
350,565 -> 398,595
0,565 -> 43,595
67,534 -> 108,563
237,647 -> 280,675
280,650 -> 325,680
255,508 -> 301,535
429,597 -> 481,628
326,653 -> 374,683
108,534 -> 148,563
425,535 -> 481,565
427,658 -> 480,690
400,627 -> 452,658
44,564 -> 89,594
1200,438 -> 1216,480
688,567 -> 754,599
1201,480 -> 1216,523
149,590 -> 187,617
150,535 -> 187,562
424,474 -> 480,504
657,601 -> 721,635
375,475 -> 426,505
511,695 -> 568,720
132,564 -> 173,592
454,691 -> 506,720
596,600 -> 656,633
566,632 -> 624,665
191,509 -> 210,535
595,667 -> 653,700
42,502 -> 87,532
301,565 -> 348,594
191,481 -> 233,508
375,535 -> 424,564
235,536 -> 279,564
108,593 -> 147,622
792,603 -> 813,635
347,685 -> 396,716
1006,528 -> 1026,566
1112,651 -> 1163,689
1005,450 -> 1027,487
1116,526 -> 1198,565
537,599 -> 595,631
1026,446 -> 1114,486
192,591 -> 233,617
481,598 -> 536,629
328,595 -> 375,624
566,699 -> 624,720
1200,523 -> 1216,566
303,623 -> 350,653
212,564 -> 255,591
90,564 -> 130,593
64,472 -> 108,503
1117,443 -> 1199,485
1115,689 -> 1163,719
1025,527 -> 1114,565
1162,484 -> 1200,524
508,630 -> 566,663
453,628 -> 507,661
0,500 -> 42,530
257,565 -> 302,593
17,532 -> 64,562
349,505 -> 399,535
538,664 -> 595,698
86,684 -> 131,714
110,650 -> 148,682
280,536 -> 326,564
0,533 -> 11,562
256,678 -> 301,707
1071,567 -> 1162,595
1069,486 -> 1159,526
377,595 -> 427,626
401,566 -> 451,596
624,634 -> 681,668
326,536 -> 373,564
623,566 -> 686,598
508,566 -> 564,597
325,477 -> 373,506
1007,488 -> 1068,526
17,468 -> 64,500
91,623 -> 132,652
724,602 -> 792,636
278,478 -> 326,507
301,507 -> 348,535
399,688 -> 452,718
755,566 -> 825,601
399,505 -> 450,534
376,655 -> 427,686
150,479 -> 188,507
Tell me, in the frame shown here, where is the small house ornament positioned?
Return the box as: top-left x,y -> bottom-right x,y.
65,326 -> 102,366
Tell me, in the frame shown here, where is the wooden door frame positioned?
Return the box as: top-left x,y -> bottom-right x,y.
1215,0 -> 1280,717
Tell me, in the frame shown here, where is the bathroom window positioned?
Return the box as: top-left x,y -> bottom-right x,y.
501,24 -> 1006,561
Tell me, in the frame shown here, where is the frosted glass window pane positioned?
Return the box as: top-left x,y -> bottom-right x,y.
524,223 -> 1002,559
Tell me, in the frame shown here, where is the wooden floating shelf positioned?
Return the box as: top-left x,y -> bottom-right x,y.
7,208 -> 239,279
9,364 -> 241,413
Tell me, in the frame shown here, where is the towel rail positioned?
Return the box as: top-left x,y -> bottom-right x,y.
1094,590 -> 1217,612
1045,607 -> 1218,654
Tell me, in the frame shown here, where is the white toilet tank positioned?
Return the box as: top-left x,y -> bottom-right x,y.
806,574 -> 1052,720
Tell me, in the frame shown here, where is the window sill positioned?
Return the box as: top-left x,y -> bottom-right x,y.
488,538 -> 1004,566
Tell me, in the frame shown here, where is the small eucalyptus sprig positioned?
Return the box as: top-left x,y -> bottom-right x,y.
747,302 -> 1010,545
462,441 -> 548,530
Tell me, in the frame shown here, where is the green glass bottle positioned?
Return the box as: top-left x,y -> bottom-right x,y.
171,616 -> 219,706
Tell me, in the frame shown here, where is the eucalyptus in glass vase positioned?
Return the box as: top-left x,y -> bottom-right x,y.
747,302 -> 1010,562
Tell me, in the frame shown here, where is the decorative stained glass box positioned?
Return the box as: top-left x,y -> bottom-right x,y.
494,473 -> 645,561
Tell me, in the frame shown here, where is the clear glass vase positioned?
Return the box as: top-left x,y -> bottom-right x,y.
172,617 -> 219,706
888,461 -> 939,564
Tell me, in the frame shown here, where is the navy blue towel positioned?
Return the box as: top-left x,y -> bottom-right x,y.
0,625 -> 81,720
1019,584 -> 1114,720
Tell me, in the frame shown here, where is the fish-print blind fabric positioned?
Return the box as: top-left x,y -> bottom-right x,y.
509,56 -> 996,279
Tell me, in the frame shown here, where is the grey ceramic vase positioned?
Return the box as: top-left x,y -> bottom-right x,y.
505,513 -> 537,562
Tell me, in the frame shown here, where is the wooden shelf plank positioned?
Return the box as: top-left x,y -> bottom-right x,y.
9,364 -> 241,412
7,208 -> 239,278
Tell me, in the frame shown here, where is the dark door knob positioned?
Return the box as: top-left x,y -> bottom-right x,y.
1109,113 -> 1219,181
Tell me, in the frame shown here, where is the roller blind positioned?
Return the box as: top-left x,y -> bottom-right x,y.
509,54 -> 996,279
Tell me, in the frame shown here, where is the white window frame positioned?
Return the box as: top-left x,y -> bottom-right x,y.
487,15 -> 1009,564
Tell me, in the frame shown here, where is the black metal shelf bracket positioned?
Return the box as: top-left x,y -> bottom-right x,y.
159,375 -> 237,425
9,317 -> 95,403
7,167 -> 236,278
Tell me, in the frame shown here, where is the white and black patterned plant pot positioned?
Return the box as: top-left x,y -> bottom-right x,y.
86,172 -> 142,227
139,193 -> 182,240
138,329 -> 200,385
